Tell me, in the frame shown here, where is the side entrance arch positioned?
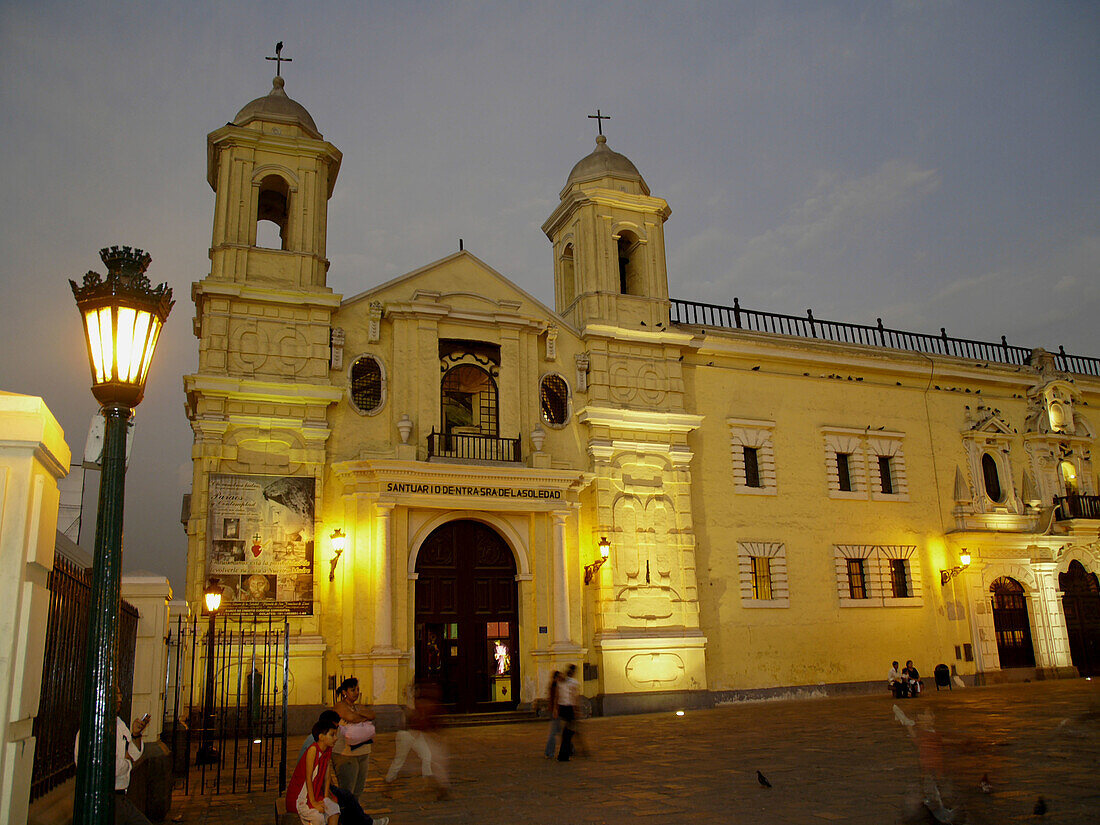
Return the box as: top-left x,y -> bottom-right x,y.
990,576 -> 1036,669
414,519 -> 519,713
1060,560 -> 1100,677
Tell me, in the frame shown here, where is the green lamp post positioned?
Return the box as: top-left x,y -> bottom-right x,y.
71,246 -> 172,825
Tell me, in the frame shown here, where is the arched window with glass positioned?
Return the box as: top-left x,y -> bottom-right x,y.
441,364 -> 498,436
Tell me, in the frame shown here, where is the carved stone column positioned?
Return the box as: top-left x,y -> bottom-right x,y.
551,511 -> 572,646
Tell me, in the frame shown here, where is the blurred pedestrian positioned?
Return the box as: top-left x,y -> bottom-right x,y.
544,670 -> 562,758
385,679 -> 449,800
557,664 -> 580,761
332,677 -> 376,799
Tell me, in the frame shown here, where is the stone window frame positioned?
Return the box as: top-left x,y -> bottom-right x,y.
728,418 -> 777,496
538,371 -> 572,429
823,427 -> 909,502
737,541 -> 789,608
347,353 -> 387,416
834,544 -> 922,608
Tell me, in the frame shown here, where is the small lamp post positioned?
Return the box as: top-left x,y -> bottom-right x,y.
584,536 -> 612,585
329,528 -> 347,581
197,579 -> 224,766
71,246 -> 172,825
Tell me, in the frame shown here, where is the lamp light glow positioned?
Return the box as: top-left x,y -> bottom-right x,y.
941,548 -> 972,586
329,528 -> 346,581
585,536 -> 612,585
70,247 -> 174,409
203,579 -> 223,614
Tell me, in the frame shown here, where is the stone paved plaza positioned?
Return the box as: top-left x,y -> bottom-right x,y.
171,680 -> 1100,824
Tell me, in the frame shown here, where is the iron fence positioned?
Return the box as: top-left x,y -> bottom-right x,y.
164,610 -> 289,795
669,297 -> 1100,377
30,554 -> 139,802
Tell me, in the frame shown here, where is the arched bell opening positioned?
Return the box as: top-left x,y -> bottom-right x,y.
256,174 -> 291,250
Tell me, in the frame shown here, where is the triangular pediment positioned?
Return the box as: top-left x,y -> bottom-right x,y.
341,251 -> 576,334
964,405 -> 1015,435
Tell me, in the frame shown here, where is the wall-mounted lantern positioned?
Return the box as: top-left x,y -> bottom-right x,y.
940,549 -> 971,586
584,536 -> 612,585
329,528 -> 347,581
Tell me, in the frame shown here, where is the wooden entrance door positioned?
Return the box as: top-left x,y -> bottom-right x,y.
990,576 -> 1036,669
414,520 -> 519,713
1060,561 -> 1100,677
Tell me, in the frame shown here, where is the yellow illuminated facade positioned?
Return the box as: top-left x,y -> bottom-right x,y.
184,78 -> 1100,715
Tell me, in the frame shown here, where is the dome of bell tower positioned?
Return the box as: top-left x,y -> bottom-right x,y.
563,135 -> 649,196
233,76 -> 322,140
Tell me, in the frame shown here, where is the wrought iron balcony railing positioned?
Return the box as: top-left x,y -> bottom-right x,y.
1053,494 -> 1100,520
427,429 -> 521,463
669,297 -> 1100,377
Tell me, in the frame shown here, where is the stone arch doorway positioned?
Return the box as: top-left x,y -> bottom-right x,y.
414,519 -> 519,713
990,576 -> 1036,669
1060,560 -> 1100,677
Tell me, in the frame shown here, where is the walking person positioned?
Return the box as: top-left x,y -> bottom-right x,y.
544,670 -> 562,758
332,677 -> 376,799
384,679 -> 449,799
557,664 -> 580,762
74,688 -> 152,824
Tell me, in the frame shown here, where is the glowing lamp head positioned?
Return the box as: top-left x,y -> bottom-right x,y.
330,528 -> 347,553
598,536 -> 611,560
959,550 -> 971,567
70,246 -> 173,409
203,579 -> 223,614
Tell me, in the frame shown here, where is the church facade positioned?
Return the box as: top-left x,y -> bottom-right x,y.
183,76 -> 1100,716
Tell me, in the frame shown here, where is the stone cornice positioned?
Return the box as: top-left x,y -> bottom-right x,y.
183,374 -> 342,405
581,322 -> 692,346
578,407 -> 704,434
541,188 -> 671,238
193,278 -> 342,309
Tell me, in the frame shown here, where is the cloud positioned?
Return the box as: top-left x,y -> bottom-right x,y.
672,159 -> 940,302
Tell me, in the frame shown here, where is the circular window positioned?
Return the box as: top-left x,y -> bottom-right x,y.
349,355 -> 384,414
981,453 -> 1003,503
540,374 -> 570,426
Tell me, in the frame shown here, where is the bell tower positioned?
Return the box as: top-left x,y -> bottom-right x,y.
184,71 -> 344,609
542,133 -> 671,330
205,75 -> 342,289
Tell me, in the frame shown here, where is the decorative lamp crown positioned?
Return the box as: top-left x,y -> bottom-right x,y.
70,246 -> 174,409
203,579 -> 223,613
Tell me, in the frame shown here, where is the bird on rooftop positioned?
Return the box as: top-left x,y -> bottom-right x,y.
276,40 -> 283,53
1033,796 -> 1047,816
979,774 -> 992,794
757,770 -> 772,788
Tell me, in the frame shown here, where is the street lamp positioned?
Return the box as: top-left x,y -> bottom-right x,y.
584,536 -> 612,585
197,578 -> 224,766
329,527 -> 346,581
940,549 -> 972,586
71,246 -> 172,825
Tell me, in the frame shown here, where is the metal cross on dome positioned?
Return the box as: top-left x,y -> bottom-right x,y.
588,109 -> 611,136
265,41 -> 293,77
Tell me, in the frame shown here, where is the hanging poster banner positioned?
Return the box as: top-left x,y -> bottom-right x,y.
206,474 -> 315,614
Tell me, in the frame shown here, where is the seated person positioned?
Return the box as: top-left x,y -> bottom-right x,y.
888,660 -> 907,698
297,710 -> 341,764
906,660 -> 922,696
286,719 -> 339,825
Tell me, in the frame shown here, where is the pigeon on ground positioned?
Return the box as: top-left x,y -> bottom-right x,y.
1033,796 -> 1047,816
979,774 -> 992,794
757,770 -> 772,788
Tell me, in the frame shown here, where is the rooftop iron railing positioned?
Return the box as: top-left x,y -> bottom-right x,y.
669,297 -> 1100,377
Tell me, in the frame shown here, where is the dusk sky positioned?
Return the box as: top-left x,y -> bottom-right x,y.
2,1 -> 1097,592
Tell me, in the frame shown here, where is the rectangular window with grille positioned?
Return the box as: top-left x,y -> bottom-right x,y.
743,446 -> 761,488
889,558 -> 909,598
751,556 -> 772,600
837,452 -> 853,491
878,455 -> 894,495
846,558 -> 867,599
